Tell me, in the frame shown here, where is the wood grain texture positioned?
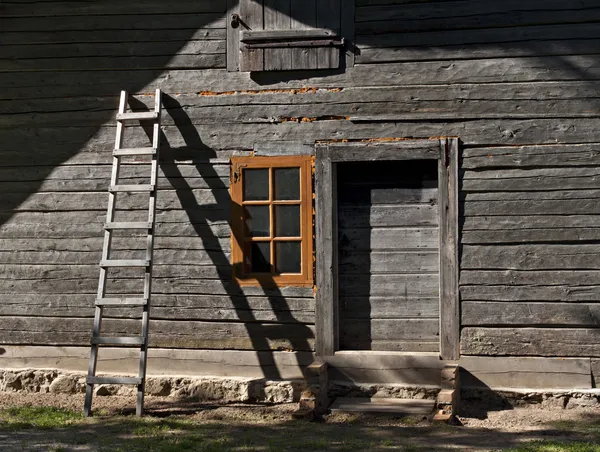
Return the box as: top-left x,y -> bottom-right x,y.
462,327 -> 600,357
0,317 -> 315,350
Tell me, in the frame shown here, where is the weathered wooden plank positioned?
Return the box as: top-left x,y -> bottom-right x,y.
2,189 -> 230,212
240,0 -> 264,72
461,327 -> 600,357
0,210 -> 231,239
339,274 -> 439,298
0,236 -> 230,253
290,0 -> 318,70
0,164 -> 229,183
0,317 -> 315,351
0,249 -> 230,266
357,21 -> 600,51
325,351 -> 445,385
340,297 -> 439,319
459,356 -> 592,390
264,0 -> 293,71
5,55 -> 600,102
464,190 -> 600,202
338,227 -> 439,251
461,270 -> 600,287
0,177 -> 229,193
463,199 -> 600,216
0,41 -> 225,61
0,294 -> 314,323
0,346 -> 313,379
460,285 -> 600,303
462,228 -> 600,244
2,0 -> 224,17
462,167 -> 600,192
439,138 -> 459,360
339,188 -> 438,206
0,13 -> 226,33
339,251 -> 438,274
462,302 -> 600,327
463,215 -> 600,231
1,28 -> 226,46
341,318 -> 439,351
316,0 -> 341,69
356,1 -> 600,33
6,82 -> 600,116
462,144 -> 600,169
338,205 -> 438,228
462,245 -> 600,270
315,150 -> 337,356
357,38 -> 600,64
0,264 -> 233,281
592,359 -> 600,388
8,118 -> 600,160
0,54 -> 225,72
326,141 -> 442,162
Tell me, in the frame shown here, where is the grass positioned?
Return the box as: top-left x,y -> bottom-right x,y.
505,441 -> 600,452
2,404 -> 600,451
0,406 -> 82,429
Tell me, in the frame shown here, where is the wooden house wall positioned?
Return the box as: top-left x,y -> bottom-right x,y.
1,0 -> 600,365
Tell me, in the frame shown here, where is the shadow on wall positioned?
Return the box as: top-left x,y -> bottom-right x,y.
2,0 -> 600,226
2,0 -> 600,379
133,93 -> 315,380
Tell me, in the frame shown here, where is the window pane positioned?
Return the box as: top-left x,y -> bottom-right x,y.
248,242 -> 271,273
245,205 -> 270,237
244,168 -> 269,201
275,205 -> 301,237
275,242 -> 301,274
274,168 -> 300,200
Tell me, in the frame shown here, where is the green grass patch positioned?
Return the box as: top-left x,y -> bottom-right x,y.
505,441 -> 600,452
0,406 -> 83,429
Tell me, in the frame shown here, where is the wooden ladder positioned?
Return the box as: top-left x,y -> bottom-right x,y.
84,89 -> 162,417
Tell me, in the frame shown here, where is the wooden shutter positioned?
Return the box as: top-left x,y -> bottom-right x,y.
229,0 -> 346,72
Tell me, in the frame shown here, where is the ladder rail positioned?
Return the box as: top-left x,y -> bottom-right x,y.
137,89 -> 162,416
85,89 -> 161,417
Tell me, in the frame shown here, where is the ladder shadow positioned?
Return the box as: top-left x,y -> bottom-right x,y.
131,94 -> 314,382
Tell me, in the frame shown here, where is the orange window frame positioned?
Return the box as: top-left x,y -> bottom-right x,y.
230,155 -> 314,287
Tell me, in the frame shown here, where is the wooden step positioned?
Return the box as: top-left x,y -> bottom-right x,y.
116,111 -> 159,122
86,376 -> 143,385
95,297 -> 148,306
91,336 -> 145,346
104,222 -> 153,230
113,147 -> 157,157
109,184 -> 155,193
100,259 -> 150,268
329,398 -> 436,415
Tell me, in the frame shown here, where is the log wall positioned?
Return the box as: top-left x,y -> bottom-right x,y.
2,0 -> 600,370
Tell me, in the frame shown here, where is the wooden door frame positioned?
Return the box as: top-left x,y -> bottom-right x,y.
314,138 -> 460,360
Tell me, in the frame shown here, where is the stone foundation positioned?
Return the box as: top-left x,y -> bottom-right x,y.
2,369 -> 599,410
461,387 -> 600,411
0,369 -> 305,404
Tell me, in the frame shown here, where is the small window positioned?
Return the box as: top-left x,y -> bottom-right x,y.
231,156 -> 314,286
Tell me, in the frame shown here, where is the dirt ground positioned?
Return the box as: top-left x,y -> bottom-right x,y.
1,392 -> 600,451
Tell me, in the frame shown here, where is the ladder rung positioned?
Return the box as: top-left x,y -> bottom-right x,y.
109,184 -> 155,193
100,259 -> 151,268
95,297 -> 149,306
91,336 -> 145,346
116,111 -> 159,122
87,376 -> 143,385
105,222 -> 153,230
113,147 -> 157,157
